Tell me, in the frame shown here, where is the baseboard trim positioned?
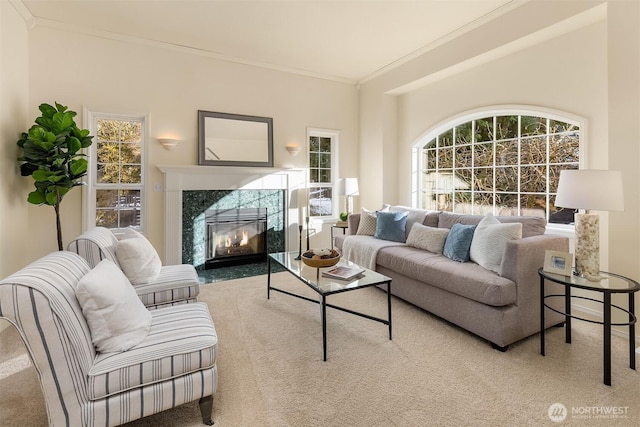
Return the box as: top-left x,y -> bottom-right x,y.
571,302 -> 639,342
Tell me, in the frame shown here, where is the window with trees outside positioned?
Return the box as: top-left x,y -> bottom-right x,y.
308,129 -> 338,218
86,113 -> 145,231
414,109 -> 581,224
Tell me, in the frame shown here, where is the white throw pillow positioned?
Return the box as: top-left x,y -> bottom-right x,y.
405,223 -> 450,254
115,228 -> 162,285
470,213 -> 522,274
75,259 -> 152,353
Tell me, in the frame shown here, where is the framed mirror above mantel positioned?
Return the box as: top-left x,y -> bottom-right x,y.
198,110 -> 274,167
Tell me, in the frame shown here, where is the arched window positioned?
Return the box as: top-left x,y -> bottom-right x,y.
412,107 -> 582,224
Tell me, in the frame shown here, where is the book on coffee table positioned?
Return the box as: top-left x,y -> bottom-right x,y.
322,265 -> 365,280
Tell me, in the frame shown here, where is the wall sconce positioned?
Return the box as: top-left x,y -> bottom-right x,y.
158,138 -> 181,151
285,144 -> 302,156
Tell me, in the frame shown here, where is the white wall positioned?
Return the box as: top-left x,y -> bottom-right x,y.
359,0 -> 606,208
359,0 -> 639,334
397,20 -> 608,195
607,0 -> 640,295
24,25 -> 359,260
0,0 -> 29,331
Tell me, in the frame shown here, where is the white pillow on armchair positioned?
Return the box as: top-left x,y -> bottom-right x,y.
75,259 -> 152,353
115,228 -> 162,285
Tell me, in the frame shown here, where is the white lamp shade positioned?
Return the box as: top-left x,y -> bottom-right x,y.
297,188 -> 308,206
340,178 -> 359,196
555,169 -> 624,211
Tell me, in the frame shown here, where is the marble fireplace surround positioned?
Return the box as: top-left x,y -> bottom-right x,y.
158,165 -> 306,265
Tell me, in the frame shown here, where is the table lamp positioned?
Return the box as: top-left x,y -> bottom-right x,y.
339,177 -> 359,217
554,169 -> 624,281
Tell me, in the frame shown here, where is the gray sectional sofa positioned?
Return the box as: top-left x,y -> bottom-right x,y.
334,207 -> 568,350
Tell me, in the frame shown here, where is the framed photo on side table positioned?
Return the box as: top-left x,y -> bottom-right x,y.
543,250 -> 573,276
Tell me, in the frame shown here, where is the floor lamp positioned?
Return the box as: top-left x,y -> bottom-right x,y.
554,169 -> 624,281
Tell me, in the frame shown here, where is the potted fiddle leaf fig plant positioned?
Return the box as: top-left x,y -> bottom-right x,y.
17,102 -> 94,250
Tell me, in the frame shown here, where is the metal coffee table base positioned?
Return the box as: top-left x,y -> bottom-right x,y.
267,254 -> 392,361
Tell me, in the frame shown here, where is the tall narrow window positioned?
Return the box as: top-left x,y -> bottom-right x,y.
308,129 -> 338,218
86,113 -> 145,231
414,109 -> 581,224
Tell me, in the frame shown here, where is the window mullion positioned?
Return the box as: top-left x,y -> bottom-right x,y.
546,117 -> 551,220
452,126 -> 456,212
492,117 -> 496,215
517,116 -> 521,216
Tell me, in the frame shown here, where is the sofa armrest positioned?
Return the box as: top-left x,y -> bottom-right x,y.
347,213 -> 361,235
501,234 -> 569,326
501,234 -> 569,286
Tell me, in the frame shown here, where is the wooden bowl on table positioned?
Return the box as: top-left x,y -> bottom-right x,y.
301,249 -> 341,268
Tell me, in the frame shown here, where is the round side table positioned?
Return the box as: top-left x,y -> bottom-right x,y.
538,268 -> 639,386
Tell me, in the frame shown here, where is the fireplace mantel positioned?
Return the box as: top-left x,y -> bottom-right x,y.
158,165 -> 305,264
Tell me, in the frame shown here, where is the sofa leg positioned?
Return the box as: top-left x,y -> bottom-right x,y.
199,395 -> 214,425
491,342 -> 509,352
554,321 -> 566,328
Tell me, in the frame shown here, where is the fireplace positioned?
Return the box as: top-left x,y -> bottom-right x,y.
205,208 -> 268,268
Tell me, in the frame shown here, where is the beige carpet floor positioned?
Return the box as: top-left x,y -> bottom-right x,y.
1,272 -> 639,426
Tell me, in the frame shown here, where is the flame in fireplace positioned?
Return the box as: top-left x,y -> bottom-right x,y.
220,230 -> 250,248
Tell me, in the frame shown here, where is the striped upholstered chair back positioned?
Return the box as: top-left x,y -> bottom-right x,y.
66,226 -> 120,268
68,227 -> 201,310
0,251 -> 97,426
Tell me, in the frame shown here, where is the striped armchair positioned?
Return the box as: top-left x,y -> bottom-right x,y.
0,251 -> 217,426
67,227 -> 200,309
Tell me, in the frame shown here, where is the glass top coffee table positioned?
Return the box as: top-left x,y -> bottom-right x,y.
268,251 -> 392,361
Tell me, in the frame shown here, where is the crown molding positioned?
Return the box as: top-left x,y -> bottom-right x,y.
386,2 -> 606,95
357,0 -> 543,86
9,0 -> 36,28
26,15 -> 356,86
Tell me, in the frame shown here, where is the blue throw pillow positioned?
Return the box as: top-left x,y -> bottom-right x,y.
374,211 -> 408,242
443,223 -> 476,262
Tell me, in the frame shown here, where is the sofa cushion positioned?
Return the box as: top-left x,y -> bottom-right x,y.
75,259 -> 152,353
406,223 -> 449,254
376,246 -> 517,306
470,213 -> 522,274
437,211 -> 546,238
443,223 -> 476,262
375,211 -> 408,242
389,206 -> 435,239
423,211 -> 441,228
87,302 -> 217,400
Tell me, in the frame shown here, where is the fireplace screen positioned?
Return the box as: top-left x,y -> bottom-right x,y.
205,208 -> 267,268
